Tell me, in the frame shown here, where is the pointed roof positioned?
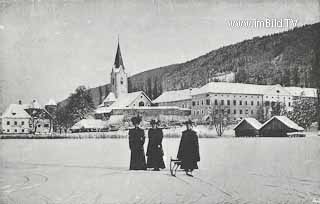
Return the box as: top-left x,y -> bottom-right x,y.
30,99 -> 42,109
233,118 -> 263,130
103,92 -> 116,103
261,116 -> 304,131
114,41 -> 124,69
1,104 -> 31,119
45,99 -> 57,106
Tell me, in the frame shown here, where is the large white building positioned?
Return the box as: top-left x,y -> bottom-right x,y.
1,99 -> 55,134
153,82 -> 318,122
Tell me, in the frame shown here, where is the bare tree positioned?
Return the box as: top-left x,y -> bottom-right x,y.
209,103 -> 230,137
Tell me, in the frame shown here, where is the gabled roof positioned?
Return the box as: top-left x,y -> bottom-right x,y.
153,88 -> 198,103
110,91 -> 151,108
30,99 -> 42,109
104,92 -> 116,103
45,99 -> 57,106
70,119 -> 108,130
1,104 -> 31,119
261,116 -> 304,131
114,41 -> 124,69
233,117 -> 262,130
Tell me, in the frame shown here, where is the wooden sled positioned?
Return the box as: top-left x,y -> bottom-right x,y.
170,157 -> 182,176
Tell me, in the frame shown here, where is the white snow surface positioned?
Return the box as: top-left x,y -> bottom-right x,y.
0,137 -> 319,204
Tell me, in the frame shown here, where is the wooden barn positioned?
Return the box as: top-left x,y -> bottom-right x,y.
233,118 -> 262,137
260,116 -> 304,137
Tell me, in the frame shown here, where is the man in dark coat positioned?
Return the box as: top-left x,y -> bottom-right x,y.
177,119 -> 200,176
129,116 -> 147,170
147,120 -> 165,171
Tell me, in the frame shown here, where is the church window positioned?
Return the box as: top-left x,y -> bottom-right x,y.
206,99 -> 210,105
14,121 -> 17,125
120,77 -> 124,85
21,121 -> 24,125
7,121 -> 10,125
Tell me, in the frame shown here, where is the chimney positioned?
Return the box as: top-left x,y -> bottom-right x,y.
18,100 -> 22,105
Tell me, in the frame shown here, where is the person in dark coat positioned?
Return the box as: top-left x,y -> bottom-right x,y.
146,120 -> 165,171
177,119 -> 200,176
129,116 -> 147,170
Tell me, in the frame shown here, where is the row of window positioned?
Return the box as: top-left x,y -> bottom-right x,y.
211,94 -> 260,99
193,109 -> 256,115
6,121 -> 25,126
5,121 -> 50,128
3,129 -> 26,133
192,99 -> 260,106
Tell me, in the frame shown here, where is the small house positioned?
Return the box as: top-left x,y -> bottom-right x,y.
233,118 -> 262,137
70,119 -> 108,133
260,116 -> 304,137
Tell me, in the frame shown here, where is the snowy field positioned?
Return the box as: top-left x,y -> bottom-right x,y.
0,137 -> 319,204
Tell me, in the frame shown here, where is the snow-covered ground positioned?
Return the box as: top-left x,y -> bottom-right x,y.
0,137 -> 319,204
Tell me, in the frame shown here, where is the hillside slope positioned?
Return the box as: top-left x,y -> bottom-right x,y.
59,22 -> 320,107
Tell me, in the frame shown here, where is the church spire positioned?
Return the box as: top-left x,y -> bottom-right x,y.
114,38 -> 124,69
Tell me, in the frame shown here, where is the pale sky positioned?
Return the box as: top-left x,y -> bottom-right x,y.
0,0 -> 319,112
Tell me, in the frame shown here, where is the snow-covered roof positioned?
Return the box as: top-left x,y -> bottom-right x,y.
284,87 -> 317,98
95,107 -> 113,114
261,116 -> 304,131
233,117 -> 262,130
1,104 -> 31,119
191,82 -> 291,96
153,88 -> 198,103
103,92 -> 116,103
110,91 -> 151,108
70,119 -> 108,130
30,99 -> 42,109
45,99 -> 57,106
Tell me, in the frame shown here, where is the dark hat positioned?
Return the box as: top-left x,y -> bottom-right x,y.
183,119 -> 194,125
131,116 -> 142,124
150,119 -> 157,125
150,119 -> 160,125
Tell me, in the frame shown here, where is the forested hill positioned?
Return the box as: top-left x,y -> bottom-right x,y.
59,22 -> 320,107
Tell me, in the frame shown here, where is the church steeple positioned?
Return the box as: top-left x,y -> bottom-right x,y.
114,39 -> 124,69
110,37 -> 128,98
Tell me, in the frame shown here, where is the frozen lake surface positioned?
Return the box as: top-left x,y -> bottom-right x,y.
0,137 -> 320,204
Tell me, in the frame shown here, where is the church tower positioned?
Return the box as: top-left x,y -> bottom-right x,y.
110,40 -> 128,98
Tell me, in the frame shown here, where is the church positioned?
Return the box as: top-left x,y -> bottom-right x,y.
93,41 -> 190,127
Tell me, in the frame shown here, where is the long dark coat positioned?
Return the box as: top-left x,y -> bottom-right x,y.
129,127 -> 147,170
177,129 -> 200,170
146,128 -> 165,169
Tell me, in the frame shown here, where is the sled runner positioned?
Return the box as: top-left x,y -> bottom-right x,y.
170,157 -> 181,176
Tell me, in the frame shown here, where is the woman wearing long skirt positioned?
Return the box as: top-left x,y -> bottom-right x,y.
177,119 -> 200,176
129,116 -> 147,170
146,120 -> 165,171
